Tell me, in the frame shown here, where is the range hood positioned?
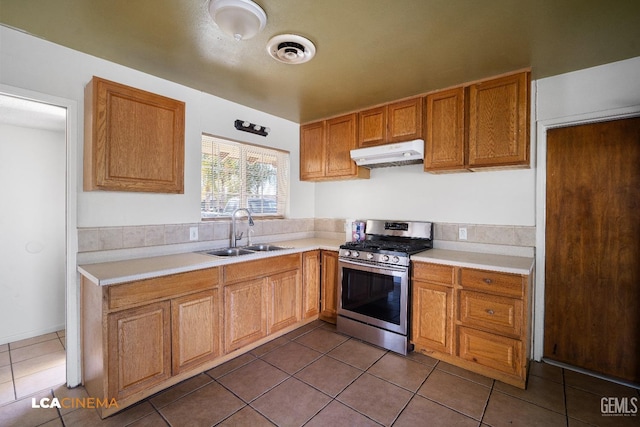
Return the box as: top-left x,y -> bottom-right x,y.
350,139 -> 424,169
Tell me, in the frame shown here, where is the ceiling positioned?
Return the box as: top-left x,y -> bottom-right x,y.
1,0 -> 639,123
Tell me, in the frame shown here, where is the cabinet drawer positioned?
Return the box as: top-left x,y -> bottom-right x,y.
224,253 -> 300,284
460,268 -> 524,298
108,268 -> 219,311
412,262 -> 455,286
459,290 -> 522,336
458,326 -> 522,377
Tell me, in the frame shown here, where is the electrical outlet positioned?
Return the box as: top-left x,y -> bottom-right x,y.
189,226 -> 198,241
458,227 -> 468,240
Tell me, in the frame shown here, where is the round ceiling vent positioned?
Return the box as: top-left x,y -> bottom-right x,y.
267,34 -> 316,64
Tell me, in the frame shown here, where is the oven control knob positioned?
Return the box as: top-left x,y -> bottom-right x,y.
352,251 -> 359,258
366,253 -> 374,260
343,250 -> 351,257
381,255 -> 390,262
392,256 -> 400,263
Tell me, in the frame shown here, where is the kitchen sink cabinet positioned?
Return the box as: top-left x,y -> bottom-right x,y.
84,76 -> 185,193
411,261 -> 531,389
319,250 -> 339,323
302,250 -> 321,319
358,97 -> 423,148
300,114 -> 370,181
224,278 -> 268,353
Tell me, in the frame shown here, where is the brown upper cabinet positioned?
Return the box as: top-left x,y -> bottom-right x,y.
424,71 -> 530,173
358,97 -> 423,147
300,113 -> 370,181
84,76 -> 185,193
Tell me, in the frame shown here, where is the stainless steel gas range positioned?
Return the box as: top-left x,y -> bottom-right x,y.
337,219 -> 433,355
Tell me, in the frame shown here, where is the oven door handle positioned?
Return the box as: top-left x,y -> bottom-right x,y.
338,258 -> 408,274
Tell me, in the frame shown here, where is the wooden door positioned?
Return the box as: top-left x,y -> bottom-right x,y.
302,251 -> 321,318
387,97 -> 423,143
325,114 -> 358,178
424,87 -> 466,172
358,106 -> 387,147
171,290 -> 219,374
544,117 -> 640,383
320,251 -> 339,322
468,72 -> 529,168
412,281 -> 453,355
224,278 -> 267,353
107,302 -> 171,399
268,269 -> 302,333
300,121 -> 325,180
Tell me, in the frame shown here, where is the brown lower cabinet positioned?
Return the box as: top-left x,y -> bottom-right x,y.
319,250 -> 339,323
82,252 -> 318,418
411,261 -> 531,388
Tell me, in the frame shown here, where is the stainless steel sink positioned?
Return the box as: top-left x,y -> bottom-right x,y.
205,248 -> 255,257
244,244 -> 286,252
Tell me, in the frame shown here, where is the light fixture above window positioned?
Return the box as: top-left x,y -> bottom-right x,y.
208,0 -> 267,41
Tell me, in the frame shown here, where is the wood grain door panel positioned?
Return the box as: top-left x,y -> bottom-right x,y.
544,117 -> 640,383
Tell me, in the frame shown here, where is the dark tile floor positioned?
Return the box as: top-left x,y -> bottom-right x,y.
0,321 -> 638,426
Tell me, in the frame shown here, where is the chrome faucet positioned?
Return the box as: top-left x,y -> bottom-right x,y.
230,208 -> 254,248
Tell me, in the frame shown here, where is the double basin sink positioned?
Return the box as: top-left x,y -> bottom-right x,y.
202,244 -> 287,257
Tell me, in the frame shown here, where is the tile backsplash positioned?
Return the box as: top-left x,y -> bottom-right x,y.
78,218 -> 535,256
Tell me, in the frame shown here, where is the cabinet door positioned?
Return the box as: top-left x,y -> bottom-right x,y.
468,72 -> 530,168
358,106 -> 387,147
107,301 -> 171,400
320,251 -> 339,322
412,281 -> 454,355
268,269 -> 302,333
387,97 -> 423,143
171,290 -> 220,375
84,76 -> 185,193
325,114 -> 358,178
424,87 -> 466,171
302,251 -> 321,318
224,278 -> 267,353
300,121 -> 326,180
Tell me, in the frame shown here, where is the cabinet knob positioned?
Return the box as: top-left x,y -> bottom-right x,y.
483,278 -> 493,284
486,309 -> 495,315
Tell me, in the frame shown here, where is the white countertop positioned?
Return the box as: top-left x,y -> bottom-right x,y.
411,248 -> 534,275
79,240 -> 535,286
78,238 -> 344,286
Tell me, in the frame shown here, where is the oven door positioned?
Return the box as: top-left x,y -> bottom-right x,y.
338,258 -> 409,335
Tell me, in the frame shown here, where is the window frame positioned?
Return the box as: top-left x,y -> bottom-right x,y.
200,133 -> 289,221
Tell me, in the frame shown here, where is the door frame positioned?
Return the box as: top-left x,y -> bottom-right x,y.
0,84 -> 80,387
533,104 -> 640,361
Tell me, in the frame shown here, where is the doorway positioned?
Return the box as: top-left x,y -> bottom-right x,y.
543,117 -> 640,383
0,86 -> 80,395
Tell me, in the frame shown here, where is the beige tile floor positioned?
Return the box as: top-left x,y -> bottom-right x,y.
1,321 -> 638,426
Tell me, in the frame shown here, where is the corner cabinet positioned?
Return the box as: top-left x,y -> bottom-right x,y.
411,260 -> 532,389
84,76 -> 185,193
300,114 -> 370,181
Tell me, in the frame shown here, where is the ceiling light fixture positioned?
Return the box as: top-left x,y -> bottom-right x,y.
208,0 -> 267,41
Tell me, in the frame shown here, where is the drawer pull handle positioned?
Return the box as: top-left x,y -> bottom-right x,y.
486,309 -> 495,315
483,278 -> 493,284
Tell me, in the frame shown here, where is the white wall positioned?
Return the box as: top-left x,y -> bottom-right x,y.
0,123 -> 66,344
0,26 -> 312,228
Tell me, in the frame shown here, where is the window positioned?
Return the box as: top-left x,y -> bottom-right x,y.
201,134 -> 289,219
